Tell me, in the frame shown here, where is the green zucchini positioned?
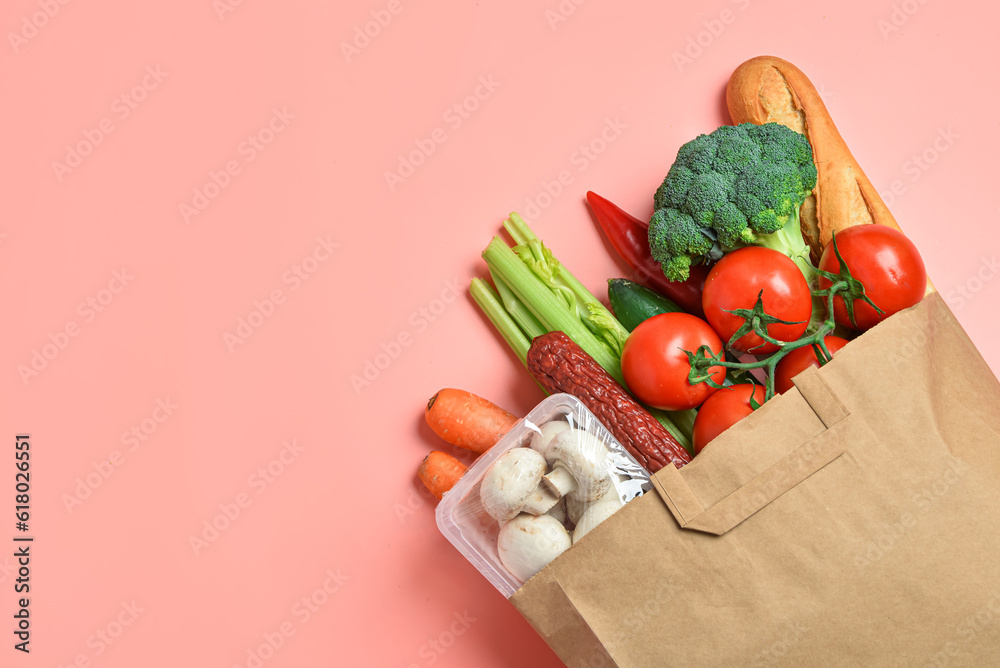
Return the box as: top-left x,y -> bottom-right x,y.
608,278 -> 683,331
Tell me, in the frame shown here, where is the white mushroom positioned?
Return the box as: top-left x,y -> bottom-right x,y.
566,494 -> 587,526
541,429 -> 612,503
497,513 -> 572,582
572,488 -> 625,543
546,497 -> 569,529
529,420 -> 570,459
479,448 -> 559,521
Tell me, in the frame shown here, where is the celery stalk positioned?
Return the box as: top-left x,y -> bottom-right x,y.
470,278 -> 531,366
489,267 -> 546,341
482,236 -> 626,386
504,213 -> 630,357
477,219 -> 694,450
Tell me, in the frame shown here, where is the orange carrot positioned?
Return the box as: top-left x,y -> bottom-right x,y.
418,451 -> 469,500
425,388 -> 519,454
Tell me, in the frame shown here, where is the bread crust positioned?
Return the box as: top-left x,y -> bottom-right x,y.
726,56 -> 902,258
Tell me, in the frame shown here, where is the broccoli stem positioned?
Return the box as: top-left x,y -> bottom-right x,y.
755,207 -> 818,287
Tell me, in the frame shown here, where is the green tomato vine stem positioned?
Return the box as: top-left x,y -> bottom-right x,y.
686,281 -> 847,401
685,230 -> 885,402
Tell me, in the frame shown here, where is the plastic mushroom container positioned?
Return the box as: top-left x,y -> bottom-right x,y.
436,393 -> 652,597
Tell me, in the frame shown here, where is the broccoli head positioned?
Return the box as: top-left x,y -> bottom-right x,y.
649,122 -> 818,282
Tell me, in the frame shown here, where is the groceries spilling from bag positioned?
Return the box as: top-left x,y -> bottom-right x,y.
411,55 -> 999,666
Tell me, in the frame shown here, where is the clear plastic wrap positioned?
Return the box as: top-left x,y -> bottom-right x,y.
436,393 -> 652,598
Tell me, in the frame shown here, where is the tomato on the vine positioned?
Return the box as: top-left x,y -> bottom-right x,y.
772,336 -> 849,394
621,312 -> 725,411
701,247 -> 812,355
692,384 -> 766,454
818,224 -> 926,331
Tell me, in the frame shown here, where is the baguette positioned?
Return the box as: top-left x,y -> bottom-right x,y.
726,56 -> 901,260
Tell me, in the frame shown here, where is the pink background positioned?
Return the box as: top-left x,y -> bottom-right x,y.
2,0 -> 997,666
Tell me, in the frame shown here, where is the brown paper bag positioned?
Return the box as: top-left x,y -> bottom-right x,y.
511,292 -> 1000,667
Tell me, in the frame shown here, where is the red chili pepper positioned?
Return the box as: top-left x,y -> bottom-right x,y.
586,191 -> 708,318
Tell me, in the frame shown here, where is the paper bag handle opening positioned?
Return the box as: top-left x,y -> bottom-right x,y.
652,367 -> 849,536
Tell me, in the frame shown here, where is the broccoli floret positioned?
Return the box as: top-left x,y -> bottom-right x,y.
648,208 -> 715,282
648,122 -> 818,283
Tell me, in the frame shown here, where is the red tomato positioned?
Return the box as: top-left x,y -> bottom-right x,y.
692,384 -> 766,454
621,312 -> 725,411
772,336 -> 849,394
702,247 -> 812,355
818,224 -> 926,331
